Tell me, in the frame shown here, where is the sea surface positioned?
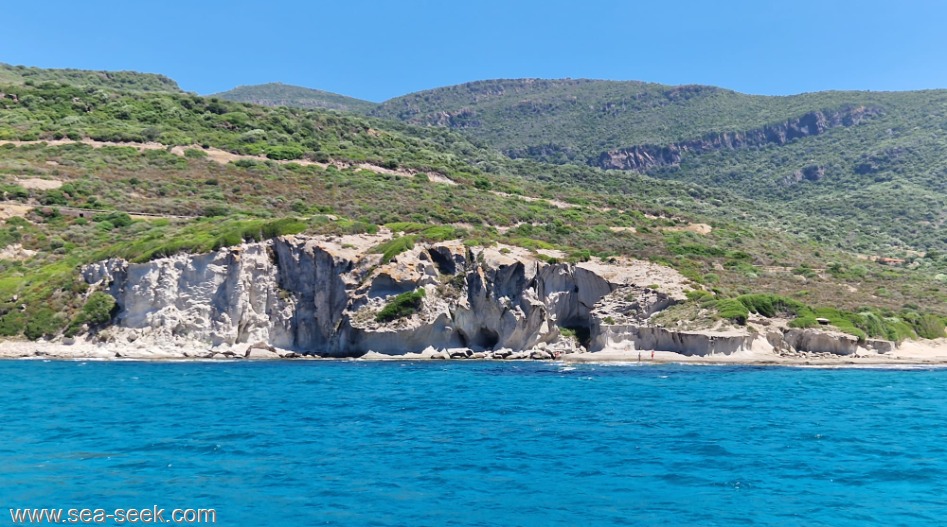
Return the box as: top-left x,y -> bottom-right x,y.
2,360 -> 946,526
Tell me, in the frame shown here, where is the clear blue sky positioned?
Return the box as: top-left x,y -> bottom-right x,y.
4,0 -> 946,101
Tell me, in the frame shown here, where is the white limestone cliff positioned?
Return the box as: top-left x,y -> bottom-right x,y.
79,235 -> 901,359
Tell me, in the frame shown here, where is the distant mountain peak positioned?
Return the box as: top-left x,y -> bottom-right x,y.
212,83 -> 377,114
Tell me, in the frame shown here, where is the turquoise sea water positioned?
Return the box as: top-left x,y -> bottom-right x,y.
2,361 -> 946,526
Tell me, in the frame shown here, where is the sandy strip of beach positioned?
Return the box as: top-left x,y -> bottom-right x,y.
560,348 -> 947,367
2,338 -> 947,367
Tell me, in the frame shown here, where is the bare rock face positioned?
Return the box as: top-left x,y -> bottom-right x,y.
82,244 -> 295,348
595,106 -> 880,171
273,237 -> 366,351
84,236 -> 891,360
783,165 -> 826,185
82,237 -> 692,357
591,286 -> 676,326
782,329 -> 860,355
589,325 -> 755,355
864,339 -> 894,354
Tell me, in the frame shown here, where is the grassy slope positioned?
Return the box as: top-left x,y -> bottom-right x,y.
0,78 -> 943,341
371,79 -> 947,254
213,83 -> 377,114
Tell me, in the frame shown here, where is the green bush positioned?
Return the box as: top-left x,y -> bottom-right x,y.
213,230 -> 243,249
685,289 -> 714,302
791,265 -> 818,279
385,222 -> 429,234
737,294 -> 808,318
183,148 -> 207,159
266,145 -> 305,160
40,189 -> 68,206
568,249 -> 592,263
79,292 -> 116,325
858,311 -> 890,340
376,289 -> 425,322
261,218 -> 307,239
64,292 -> 117,336
0,311 -> 26,336
809,307 -> 868,341
92,211 -> 133,229
883,317 -> 917,342
507,237 -> 555,251
213,218 -> 307,249
789,315 -> 819,329
232,159 -> 260,168
0,184 -> 30,200
420,226 -> 460,242
331,218 -> 378,235
716,298 -> 749,325
666,236 -> 726,257
914,314 -> 946,339
201,205 -> 231,217
371,236 -> 416,263
24,308 -> 64,340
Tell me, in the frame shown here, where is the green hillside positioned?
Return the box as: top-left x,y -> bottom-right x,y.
0,63 -> 182,93
370,78 -> 947,254
213,83 -> 377,114
0,71 -> 944,341
370,79 -> 869,158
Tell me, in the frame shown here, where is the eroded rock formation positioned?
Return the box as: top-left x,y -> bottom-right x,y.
80,235 -> 901,359
595,106 -> 881,171
82,236 -> 690,356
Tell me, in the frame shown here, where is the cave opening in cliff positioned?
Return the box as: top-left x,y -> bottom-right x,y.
456,328 -> 500,350
560,324 -> 591,348
474,328 -> 500,350
426,248 -> 456,275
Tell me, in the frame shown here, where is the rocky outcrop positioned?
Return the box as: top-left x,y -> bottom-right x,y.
781,164 -> 827,185
589,325 -> 756,355
83,243 -> 295,348
588,324 -> 898,358
82,236 -> 691,357
595,106 -> 881,171
423,109 -> 481,128
781,328 -> 860,355
80,235 -> 903,360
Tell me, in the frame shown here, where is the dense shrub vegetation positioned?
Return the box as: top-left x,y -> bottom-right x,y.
0,63 -> 181,92
698,292 -> 946,342
376,289 -> 426,322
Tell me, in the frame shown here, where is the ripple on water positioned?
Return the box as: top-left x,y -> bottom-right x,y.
1,361 -> 947,526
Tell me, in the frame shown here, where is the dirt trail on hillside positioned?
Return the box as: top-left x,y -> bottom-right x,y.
0,139 -> 458,185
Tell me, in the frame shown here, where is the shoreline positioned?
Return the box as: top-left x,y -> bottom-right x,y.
3,340 -> 947,368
